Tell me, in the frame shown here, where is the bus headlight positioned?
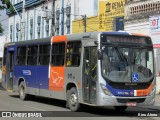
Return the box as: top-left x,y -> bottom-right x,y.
100,83 -> 111,96
149,84 -> 156,96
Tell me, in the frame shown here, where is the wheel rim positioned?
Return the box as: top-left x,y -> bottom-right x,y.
69,93 -> 77,106
20,86 -> 24,98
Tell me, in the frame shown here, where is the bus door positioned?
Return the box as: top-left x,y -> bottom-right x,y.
83,47 -> 97,104
7,51 -> 14,90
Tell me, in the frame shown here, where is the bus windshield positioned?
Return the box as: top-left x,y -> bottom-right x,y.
101,46 -> 154,83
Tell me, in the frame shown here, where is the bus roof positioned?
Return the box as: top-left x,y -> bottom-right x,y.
5,31 -> 150,47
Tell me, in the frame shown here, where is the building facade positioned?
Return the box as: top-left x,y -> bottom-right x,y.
54,0 -> 98,35
7,0 -> 98,41
8,0 -> 53,42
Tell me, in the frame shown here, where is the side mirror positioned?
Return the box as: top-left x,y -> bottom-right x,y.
98,49 -> 103,60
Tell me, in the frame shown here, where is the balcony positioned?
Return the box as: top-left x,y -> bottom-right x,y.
25,0 -> 45,8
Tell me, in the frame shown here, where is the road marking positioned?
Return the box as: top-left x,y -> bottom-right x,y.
24,105 -> 46,111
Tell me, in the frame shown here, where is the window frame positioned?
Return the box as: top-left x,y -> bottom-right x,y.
16,46 -> 27,66
26,45 -> 38,66
66,41 -> 81,67
51,42 -> 65,66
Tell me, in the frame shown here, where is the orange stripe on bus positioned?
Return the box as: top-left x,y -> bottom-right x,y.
136,83 -> 153,96
52,35 -> 67,42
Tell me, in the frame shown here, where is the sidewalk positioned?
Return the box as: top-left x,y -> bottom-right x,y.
155,94 -> 160,106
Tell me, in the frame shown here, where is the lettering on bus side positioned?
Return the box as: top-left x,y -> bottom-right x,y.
68,73 -> 75,79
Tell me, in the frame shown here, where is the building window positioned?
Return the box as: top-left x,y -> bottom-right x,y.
46,20 -> 49,36
30,18 -> 33,39
38,44 -> 50,65
16,23 -> 19,41
56,9 -> 60,35
66,6 -> 71,34
10,25 -> 13,42
51,43 -> 65,66
16,46 -> 26,65
66,41 -> 81,66
27,45 -> 38,65
37,16 -> 41,39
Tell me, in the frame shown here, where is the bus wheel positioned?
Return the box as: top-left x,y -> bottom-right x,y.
19,81 -> 28,100
68,87 -> 81,112
114,106 -> 128,111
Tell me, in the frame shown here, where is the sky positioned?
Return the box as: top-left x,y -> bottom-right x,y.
0,1 -> 9,37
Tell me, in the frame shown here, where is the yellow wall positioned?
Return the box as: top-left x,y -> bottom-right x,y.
72,0 -> 125,34
72,16 -> 99,34
99,0 -> 125,31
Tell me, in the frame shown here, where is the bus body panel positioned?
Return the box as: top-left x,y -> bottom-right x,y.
37,66 -> 49,89
65,67 -> 82,102
2,32 -> 156,108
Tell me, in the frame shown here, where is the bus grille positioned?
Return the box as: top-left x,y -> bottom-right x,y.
109,83 -> 151,90
116,98 -> 146,103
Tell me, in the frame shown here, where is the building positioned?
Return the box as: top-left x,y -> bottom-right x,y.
72,0 -> 125,34
54,0 -> 98,35
7,0 -> 53,42
125,0 -> 160,94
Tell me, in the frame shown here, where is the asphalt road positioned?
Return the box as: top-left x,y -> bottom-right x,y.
0,84 -> 160,120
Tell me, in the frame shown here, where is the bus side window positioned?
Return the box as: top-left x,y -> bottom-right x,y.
39,44 -> 50,65
66,41 -> 81,67
27,45 -> 38,65
51,43 -> 65,66
16,46 -> 26,65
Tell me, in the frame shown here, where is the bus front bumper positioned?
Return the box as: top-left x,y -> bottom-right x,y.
97,92 -> 155,106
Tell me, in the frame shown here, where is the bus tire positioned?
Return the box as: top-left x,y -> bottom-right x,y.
19,81 -> 28,100
114,106 -> 128,111
68,87 -> 81,112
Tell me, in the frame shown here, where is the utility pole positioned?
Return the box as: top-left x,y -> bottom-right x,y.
83,15 -> 87,32
22,0 -> 26,40
61,0 -> 64,35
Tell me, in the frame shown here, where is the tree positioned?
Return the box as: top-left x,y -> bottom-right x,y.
0,23 -> 4,33
0,0 -> 14,13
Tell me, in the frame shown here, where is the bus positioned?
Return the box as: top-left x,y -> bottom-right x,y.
1,31 -> 156,111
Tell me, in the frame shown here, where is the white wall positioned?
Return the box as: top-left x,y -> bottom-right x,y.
125,21 -> 150,35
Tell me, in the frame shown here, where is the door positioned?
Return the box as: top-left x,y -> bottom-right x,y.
83,47 -> 97,104
7,51 -> 14,90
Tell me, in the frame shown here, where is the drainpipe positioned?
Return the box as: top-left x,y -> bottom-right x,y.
22,0 -> 25,40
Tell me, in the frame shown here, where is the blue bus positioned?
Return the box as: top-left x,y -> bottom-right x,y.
2,32 -> 156,111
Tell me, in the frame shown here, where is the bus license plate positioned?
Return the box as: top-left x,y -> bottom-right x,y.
126,102 -> 137,106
